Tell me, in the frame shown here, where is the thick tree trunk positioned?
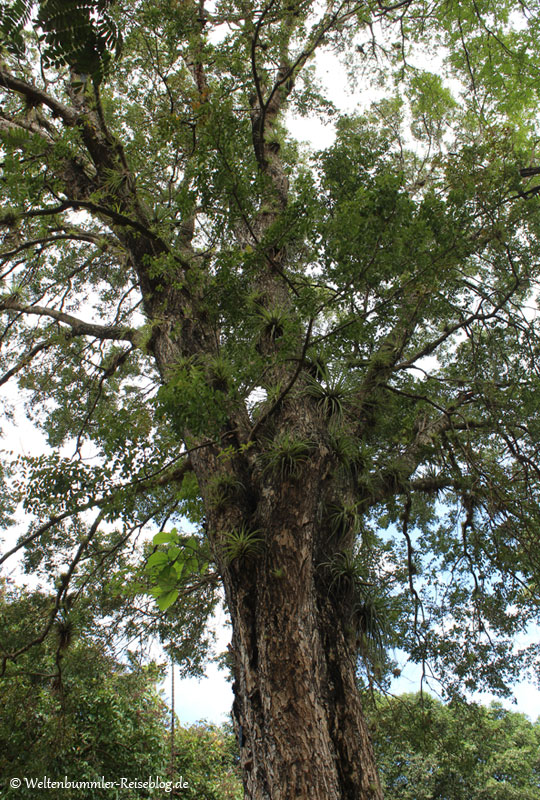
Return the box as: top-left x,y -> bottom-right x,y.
228,585 -> 383,800
214,452 -> 384,800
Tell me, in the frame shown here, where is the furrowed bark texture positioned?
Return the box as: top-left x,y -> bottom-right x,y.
222,465 -> 383,800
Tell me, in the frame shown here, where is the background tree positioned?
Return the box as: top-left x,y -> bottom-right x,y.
367,693 -> 540,800
0,579 -> 242,799
0,579 -> 169,799
174,723 -> 242,800
2,1 -> 540,798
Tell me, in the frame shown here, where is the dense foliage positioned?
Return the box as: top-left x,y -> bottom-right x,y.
0,579 -> 168,798
368,693 -> 540,800
173,724 -> 242,800
0,580 -> 241,799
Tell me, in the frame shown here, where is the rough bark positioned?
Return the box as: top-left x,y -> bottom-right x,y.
221,468 -> 384,800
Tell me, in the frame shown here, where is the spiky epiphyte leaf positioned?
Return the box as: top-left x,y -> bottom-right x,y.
261,433 -> 315,480
222,526 -> 263,564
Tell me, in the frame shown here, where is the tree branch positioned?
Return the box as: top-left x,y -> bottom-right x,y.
0,298 -> 138,342
0,67 -> 78,126
247,317 -> 314,442
0,232 -> 104,261
0,337 -> 55,386
0,457 -> 194,568
0,510 -> 105,673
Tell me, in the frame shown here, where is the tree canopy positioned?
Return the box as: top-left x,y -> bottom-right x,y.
1,0 -> 540,797
368,692 -> 540,800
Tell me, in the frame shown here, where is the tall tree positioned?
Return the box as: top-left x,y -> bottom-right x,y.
2,1 -> 540,798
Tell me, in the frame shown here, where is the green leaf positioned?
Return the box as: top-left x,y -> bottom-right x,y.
170,560 -> 184,578
156,589 -> 178,611
156,565 -> 178,591
152,529 -> 178,546
145,551 -> 168,571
